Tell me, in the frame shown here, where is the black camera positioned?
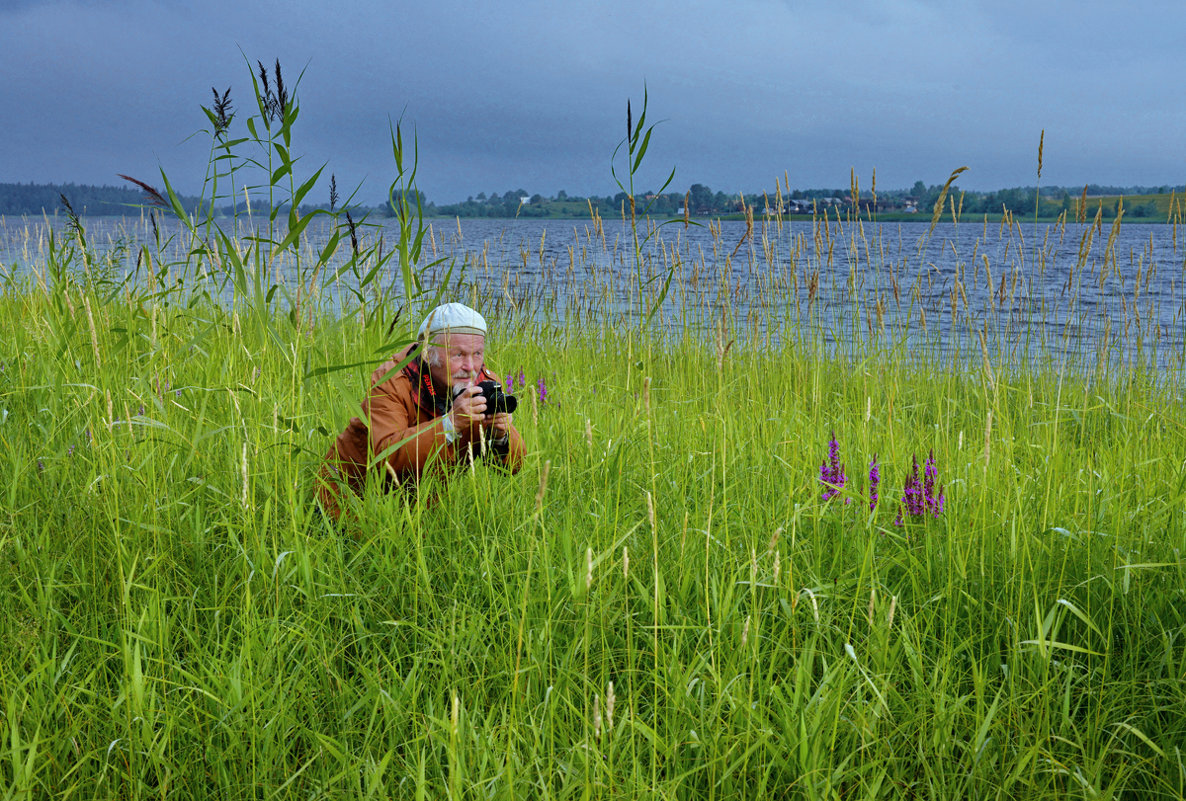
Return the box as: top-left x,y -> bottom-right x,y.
477,380 -> 518,415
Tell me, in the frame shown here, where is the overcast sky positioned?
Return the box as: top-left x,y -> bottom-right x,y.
4,0 -> 1184,204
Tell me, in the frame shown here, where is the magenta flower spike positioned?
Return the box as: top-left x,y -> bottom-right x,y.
819,459 -> 833,500
869,454 -> 880,511
923,449 -> 938,514
895,451 -> 945,525
896,455 -> 923,525
819,431 -> 847,501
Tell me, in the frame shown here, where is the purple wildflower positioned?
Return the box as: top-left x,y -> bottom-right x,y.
37,459 -> 45,472
84,428 -> 92,445
923,450 -> 937,512
894,455 -> 923,526
819,431 -> 847,501
505,374 -> 514,394
868,454 -> 880,511
137,404 -> 145,417
68,445 -> 75,457
894,452 -> 944,525
175,388 -> 182,398
536,377 -> 548,404
517,368 -> 526,388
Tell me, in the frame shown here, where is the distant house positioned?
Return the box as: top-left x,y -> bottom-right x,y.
519,195 -> 531,204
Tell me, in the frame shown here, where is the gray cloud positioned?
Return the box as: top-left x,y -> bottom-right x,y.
2,0 -> 1184,204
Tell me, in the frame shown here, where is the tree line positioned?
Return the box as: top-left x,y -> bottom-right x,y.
0,182 -> 201,217
5,179 -> 1183,221
426,181 -> 1186,220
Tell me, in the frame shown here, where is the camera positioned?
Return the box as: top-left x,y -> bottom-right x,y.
476,380 -> 518,415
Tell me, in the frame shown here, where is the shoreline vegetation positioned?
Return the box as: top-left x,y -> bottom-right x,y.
2,62 -> 1185,798
4,182 -> 1185,225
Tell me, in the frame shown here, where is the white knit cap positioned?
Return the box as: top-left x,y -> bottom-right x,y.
417,302 -> 487,338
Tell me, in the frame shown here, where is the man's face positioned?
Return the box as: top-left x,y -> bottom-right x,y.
426,332 -> 485,394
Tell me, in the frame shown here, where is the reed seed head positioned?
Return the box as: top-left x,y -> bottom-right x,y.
241,443 -> 249,509
606,682 -> 615,730
210,86 -> 234,135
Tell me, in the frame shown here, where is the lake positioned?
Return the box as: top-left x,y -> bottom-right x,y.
3,212 -> 1184,372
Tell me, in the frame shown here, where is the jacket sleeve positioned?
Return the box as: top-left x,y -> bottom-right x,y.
363,379 -> 454,480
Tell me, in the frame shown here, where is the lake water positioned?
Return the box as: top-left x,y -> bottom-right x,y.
3,212 -> 1185,373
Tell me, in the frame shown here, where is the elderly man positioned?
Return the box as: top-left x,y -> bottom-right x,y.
317,302 -> 525,519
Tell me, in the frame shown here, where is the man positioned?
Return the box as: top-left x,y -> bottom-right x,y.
317,302 -> 525,519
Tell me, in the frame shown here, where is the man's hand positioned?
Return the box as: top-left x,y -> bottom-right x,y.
487,412 -> 513,441
450,385 -> 488,431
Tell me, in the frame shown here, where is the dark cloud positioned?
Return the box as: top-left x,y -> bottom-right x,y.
2,0 -> 1185,204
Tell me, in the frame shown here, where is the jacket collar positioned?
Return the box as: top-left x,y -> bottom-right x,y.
403,350 -> 494,416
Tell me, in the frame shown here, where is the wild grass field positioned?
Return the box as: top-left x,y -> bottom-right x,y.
2,62 -> 1185,799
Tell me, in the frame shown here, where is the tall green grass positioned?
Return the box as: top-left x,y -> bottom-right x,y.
1,63 -> 1185,799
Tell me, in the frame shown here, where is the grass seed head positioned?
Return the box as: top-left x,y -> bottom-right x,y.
606,682 -> 615,730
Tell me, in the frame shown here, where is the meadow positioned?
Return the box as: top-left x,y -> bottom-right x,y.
1,66 -> 1185,799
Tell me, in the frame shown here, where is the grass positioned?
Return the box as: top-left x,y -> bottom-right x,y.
2,63 -> 1185,799
2,270 -> 1185,798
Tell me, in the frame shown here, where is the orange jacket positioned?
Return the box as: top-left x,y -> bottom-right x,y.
317,345 -> 525,518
